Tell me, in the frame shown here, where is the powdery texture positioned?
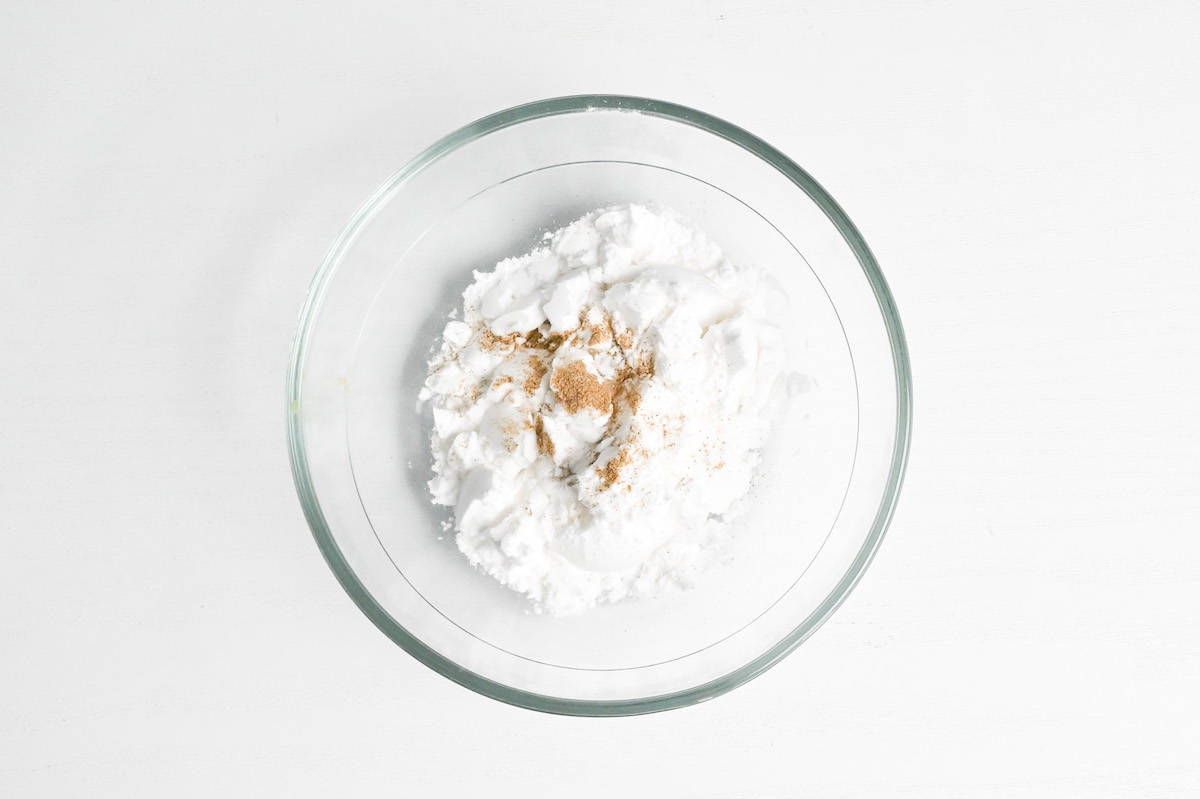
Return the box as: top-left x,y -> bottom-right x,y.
418,204 -> 786,615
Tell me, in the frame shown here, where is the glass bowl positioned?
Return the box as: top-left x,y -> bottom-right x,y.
287,95 -> 911,715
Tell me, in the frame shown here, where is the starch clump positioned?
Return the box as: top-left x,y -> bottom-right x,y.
418,204 -> 786,615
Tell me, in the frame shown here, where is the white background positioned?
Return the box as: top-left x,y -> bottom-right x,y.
3,1 -> 1198,795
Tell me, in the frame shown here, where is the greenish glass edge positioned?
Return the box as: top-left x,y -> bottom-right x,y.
285,94 -> 913,717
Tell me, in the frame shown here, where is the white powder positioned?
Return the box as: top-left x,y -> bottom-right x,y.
419,204 -> 787,615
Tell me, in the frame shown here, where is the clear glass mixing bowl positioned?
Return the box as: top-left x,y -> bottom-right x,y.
287,95 -> 912,715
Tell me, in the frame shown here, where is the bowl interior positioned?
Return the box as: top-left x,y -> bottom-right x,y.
290,97 -> 908,712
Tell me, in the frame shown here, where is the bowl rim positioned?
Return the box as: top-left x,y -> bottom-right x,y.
286,94 -> 913,716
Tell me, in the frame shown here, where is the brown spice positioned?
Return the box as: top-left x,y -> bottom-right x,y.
523,327 -> 568,353
587,323 -> 612,347
475,308 -> 662,489
550,360 -> 617,415
614,379 -> 642,415
533,414 -> 555,457
610,356 -> 654,416
597,448 -> 630,487
523,357 -> 547,395
479,329 -> 519,351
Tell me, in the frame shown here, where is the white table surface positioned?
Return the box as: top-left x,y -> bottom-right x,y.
4,1 -> 1198,795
